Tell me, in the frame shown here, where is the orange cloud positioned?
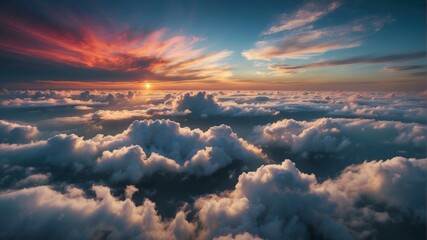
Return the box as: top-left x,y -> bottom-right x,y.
0,12 -> 232,81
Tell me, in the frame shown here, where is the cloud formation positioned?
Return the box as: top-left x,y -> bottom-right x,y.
172,92 -> 279,117
0,185 -> 196,240
252,118 -> 426,155
270,52 -> 426,71
195,157 -> 427,239
0,2 -> 232,82
263,2 -> 340,35
0,119 -> 266,181
0,120 -> 39,143
243,30 -> 360,60
0,90 -> 425,239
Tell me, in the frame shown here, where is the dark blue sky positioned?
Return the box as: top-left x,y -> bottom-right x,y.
0,0 -> 425,90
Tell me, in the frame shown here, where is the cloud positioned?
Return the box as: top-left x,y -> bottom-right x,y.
1,156 -> 425,239
252,118 -> 426,156
0,89 -> 144,108
124,185 -> 139,199
385,65 -> 426,72
0,119 -> 266,181
0,185 -> 196,240
318,156 -> 427,237
0,120 -> 39,143
88,91 -> 280,120
15,173 -> 50,187
195,159 -> 353,240
214,232 -> 263,240
94,145 -> 182,182
270,52 -> 426,70
242,31 -> 360,60
0,2 -> 232,83
0,97 -> 105,108
172,92 -> 279,116
74,105 -> 93,110
262,2 -> 341,35
384,64 -> 427,77
244,5 -> 393,62
331,94 -> 427,123
195,157 -> 427,239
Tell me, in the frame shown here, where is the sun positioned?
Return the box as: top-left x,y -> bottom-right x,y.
145,83 -> 151,90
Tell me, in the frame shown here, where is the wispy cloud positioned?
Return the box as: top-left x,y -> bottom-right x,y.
269,52 -> 426,70
244,14 -> 394,61
262,2 -> 341,35
0,5 -> 232,82
242,30 -> 361,60
384,64 -> 426,72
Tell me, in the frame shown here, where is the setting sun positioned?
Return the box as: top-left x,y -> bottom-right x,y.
145,83 -> 151,90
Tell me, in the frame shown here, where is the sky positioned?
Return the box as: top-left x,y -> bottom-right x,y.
0,0 -> 425,90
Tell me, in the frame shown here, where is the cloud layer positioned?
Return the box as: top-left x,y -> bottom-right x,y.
0,90 -> 425,239
252,118 -> 426,155
0,119 -> 266,182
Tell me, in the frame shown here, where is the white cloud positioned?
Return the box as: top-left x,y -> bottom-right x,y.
195,160 -> 353,240
252,118 -> 426,155
0,119 -> 266,181
195,157 -> 427,239
172,92 -> 279,117
0,185 -> 195,240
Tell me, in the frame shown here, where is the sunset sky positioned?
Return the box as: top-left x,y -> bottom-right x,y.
0,0 -> 425,90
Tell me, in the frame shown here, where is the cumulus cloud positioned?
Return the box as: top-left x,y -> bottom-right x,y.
0,185 -> 195,240
2,156 -> 424,239
195,157 -> 427,239
94,145 -> 181,182
195,160 -> 353,240
318,156 -> 427,237
172,92 -> 279,116
0,120 -> 39,143
331,94 -> 427,123
252,118 -> 426,155
0,119 -> 266,181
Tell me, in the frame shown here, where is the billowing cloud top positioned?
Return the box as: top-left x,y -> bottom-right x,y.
0,89 -> 426,239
